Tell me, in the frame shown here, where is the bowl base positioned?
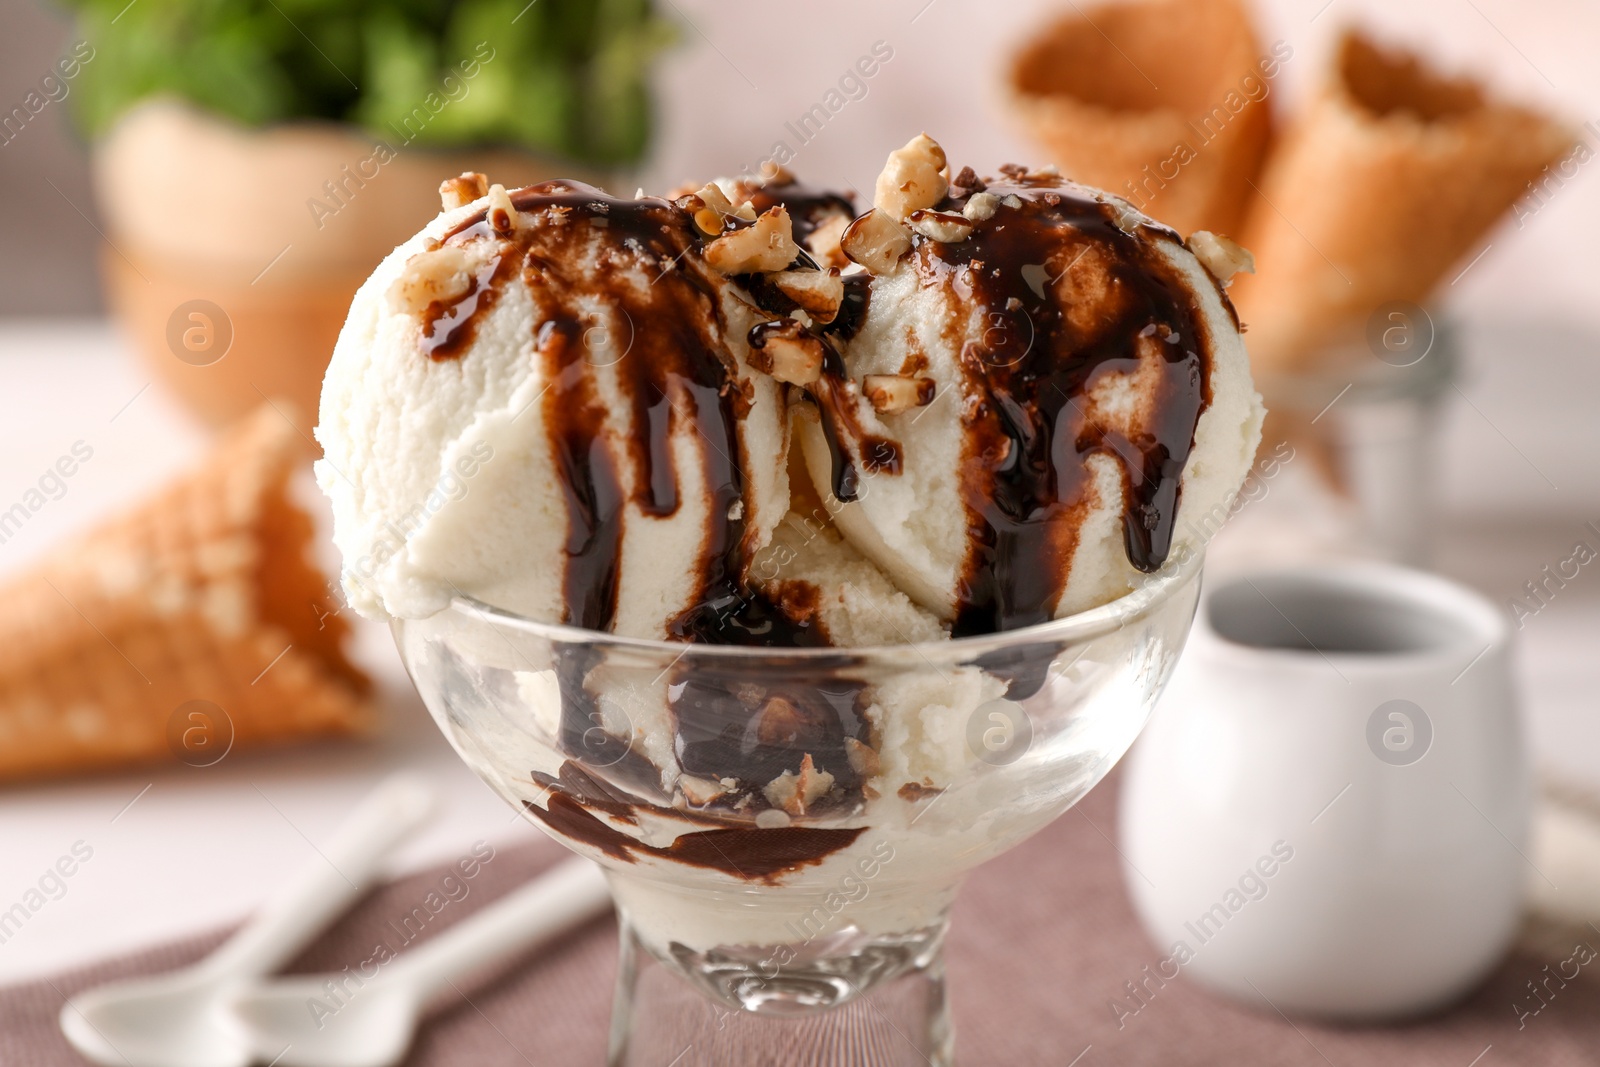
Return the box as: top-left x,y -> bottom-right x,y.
610,916 -> 953,1066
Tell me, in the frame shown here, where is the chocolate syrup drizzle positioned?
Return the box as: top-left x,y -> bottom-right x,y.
521,791 -> 865,883
737,178 -> 857,248
420,252 -> 514,360
430,181 -> 874,854
729,180 -> 885,504
412,172 -> 1218,876
907,179 -> 1214,636
437,180 -> 815,645
425,174 -> 1216,640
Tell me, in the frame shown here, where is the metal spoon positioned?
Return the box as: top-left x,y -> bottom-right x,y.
59,774 -> 438,1067
229,858 -> 611,1067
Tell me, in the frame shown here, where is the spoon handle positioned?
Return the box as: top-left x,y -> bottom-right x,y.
393,858 -> 611,1000
198,773 -> 438,981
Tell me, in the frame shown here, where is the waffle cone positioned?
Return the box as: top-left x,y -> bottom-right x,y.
1004,0 -> 1275,236
1231,31 -> 1576,376
0,405 -> 372,782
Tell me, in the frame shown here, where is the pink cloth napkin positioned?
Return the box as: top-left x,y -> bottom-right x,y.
5,774 -> 1597,1065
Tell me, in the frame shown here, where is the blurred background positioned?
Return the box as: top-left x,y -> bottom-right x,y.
0,0 -> 1597,1045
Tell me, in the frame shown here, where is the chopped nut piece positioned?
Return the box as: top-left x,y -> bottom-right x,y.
840,210 -> 912,275
679,775 -> 730,807
1187,230 -> 1256,286
759,161 -> 796,185
998,162 -> 1028,179
809,213 -> 852,270
772,268 -> 844,323
755,808 -> 792,829
874,133 -> 949,219
1035,163 -> 1061,177
1110,201 -> 1144,235
963,192 -> 1000,222
863,373 -> 936,414
951,165 -> 985,195
439,172 -> 489,211
907,209 -> 974,243
755,695 -> 808,743
1001,194 -> 1023,209
487,183 -> 518,235
898,780 -> 943,802
762,754 -> 835,816
390,247 -> 471,314
686,182 -> 738,235
845,737 -> 881,778
749,320 -> 824,385
704,205 -> 799,274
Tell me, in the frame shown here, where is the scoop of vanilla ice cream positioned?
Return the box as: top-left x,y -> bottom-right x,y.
316,180 -> 789,638
796,148 -> 1262,633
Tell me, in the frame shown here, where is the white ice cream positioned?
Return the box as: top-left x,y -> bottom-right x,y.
316,180 -> 789,640
323,139 -> 1262,961
795,159 -> 1262,630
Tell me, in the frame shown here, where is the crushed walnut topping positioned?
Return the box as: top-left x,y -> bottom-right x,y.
1187,231 -> 1256,286
486,183 -> 518,235
863,373 -> 936,414
749,320 -> 824,385
907,209 -> 974,244
390,247 -> 471,314
840,210 -> 912,275
845,737 -> 881,778
808,213 -> 852,270
678,775 -> 732,807
758,160 -> 796,185
680,182 -> 756,236
439,172 -> 489,211
874,133 -> 949,219
963,192 -> 1000,222
772,268 -> 845,323
704,205 -> 799,274
762,754 -> 835,817
950,165 -> 985,197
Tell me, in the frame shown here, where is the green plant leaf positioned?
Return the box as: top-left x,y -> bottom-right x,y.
55,0 -> 675,166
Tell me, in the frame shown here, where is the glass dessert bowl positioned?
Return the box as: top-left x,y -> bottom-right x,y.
393,554 -> 1202,1066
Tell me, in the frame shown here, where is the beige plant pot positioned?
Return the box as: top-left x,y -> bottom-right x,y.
94,99 -> 604,441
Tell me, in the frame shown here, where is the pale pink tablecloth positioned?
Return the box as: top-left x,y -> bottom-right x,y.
5,774 -> 1596,1065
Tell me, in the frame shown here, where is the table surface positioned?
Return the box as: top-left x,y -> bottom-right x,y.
2,0 -> 1599,985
